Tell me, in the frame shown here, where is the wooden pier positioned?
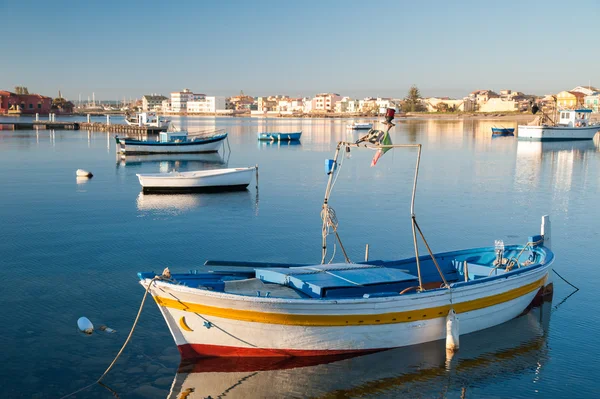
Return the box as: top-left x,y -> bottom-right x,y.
78,123 -> 166,134
0,121 -> 80,130
0,121 -> 166,134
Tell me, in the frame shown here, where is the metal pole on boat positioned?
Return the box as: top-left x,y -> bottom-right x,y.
321,143 -> 343,264
365,244 -> 370,262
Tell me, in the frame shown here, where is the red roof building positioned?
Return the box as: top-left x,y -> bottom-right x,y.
0,90 -> 52,115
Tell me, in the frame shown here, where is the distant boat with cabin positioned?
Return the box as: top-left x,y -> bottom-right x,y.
518,109 -> 599,141
116,127 -> 228,154
124,112 -> 170,130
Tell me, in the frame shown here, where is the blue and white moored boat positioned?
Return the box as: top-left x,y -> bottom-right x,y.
139,123 -> 554,359
116,128 -> 228,154
518,109 -> 599,141
257,131 -> 302,141
491,127 -> 515,136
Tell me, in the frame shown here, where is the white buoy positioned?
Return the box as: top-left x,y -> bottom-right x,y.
77,317 -> 94,335
76,169 -> 93,178
446,309 -> 459,352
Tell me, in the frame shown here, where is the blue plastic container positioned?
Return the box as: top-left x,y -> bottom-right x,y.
325,159 -> 336,174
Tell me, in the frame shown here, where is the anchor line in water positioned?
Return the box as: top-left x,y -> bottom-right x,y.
60,273 -> 167,399
551,268 -> 579,291
551,268 -> 580,313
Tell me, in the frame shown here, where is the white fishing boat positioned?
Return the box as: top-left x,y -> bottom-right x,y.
139,121 -> 555,359
136,166 -> 256,193
116,128 -> 228,154
518,109 -> 599,141
347,122 -> 373,130
124,112 -> 170,129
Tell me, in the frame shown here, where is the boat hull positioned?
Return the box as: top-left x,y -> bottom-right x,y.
137,167 -> 254,193
347,124 -> 373,130
491,128 -> 515,136
257,132 -> 302,141
143,260 -> 550,358
118,134 -> 227,154
517,125 -> 599,141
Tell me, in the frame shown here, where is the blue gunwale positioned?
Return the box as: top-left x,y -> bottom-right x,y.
138,244 -> 553,299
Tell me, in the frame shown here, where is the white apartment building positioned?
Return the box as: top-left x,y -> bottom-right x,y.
313,93 -> 342,111
302,97 -> 314,113
335,97 -> 360,113
277,97 -> 304,112
142,94 -> 168,111
170,89 -> 204,112
187,96 -> 227,113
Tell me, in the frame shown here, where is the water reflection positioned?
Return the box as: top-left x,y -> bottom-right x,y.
514,139 -> 599,193
117,153 -> 227,173
257,140 -> 302,150
167,302 -> 550,399
136,190 -> 254,214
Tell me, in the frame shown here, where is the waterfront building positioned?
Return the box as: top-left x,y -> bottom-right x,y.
584,93 -> 600,113
170,89 -> 205,113
186,96 -> 227,113
335,97 -> 360,113
228,92 -> 255,110
277,97 -> 303,113
302,97 -> 315,113
477,98 -> 519,112
257,96 -> 278,112
556,91 -> 585,109
142,94 -> 168,111
0,89 -> 52,115
570,86 -> 599,96
313,93 -> 342,112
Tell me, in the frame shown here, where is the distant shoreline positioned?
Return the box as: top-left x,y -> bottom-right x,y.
5,112 -> 592,122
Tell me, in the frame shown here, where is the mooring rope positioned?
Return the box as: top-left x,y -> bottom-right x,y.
60,272 -> 167,399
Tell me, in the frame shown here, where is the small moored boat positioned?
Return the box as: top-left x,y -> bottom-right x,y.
257,131 -> 302,141
124,112 -> 170,129
347,122 -> 373,130
136,166 -> 256,193
491,127 -> 515,136
116,128 -> 228,154
139,121 -> 554,359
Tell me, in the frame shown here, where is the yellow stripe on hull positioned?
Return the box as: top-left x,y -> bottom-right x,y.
152,276 -> 546,327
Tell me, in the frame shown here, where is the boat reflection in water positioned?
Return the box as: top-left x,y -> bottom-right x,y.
117,153 -> 226,173
257,140 -> 302,150
137,190 -> 254,214
167,300 -> 551,399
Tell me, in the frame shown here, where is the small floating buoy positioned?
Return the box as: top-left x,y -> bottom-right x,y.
77,317 -> 94,335
76,169 -> 93,178
446,309 -> 459,352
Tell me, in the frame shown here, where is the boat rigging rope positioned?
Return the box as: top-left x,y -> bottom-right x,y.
60,271 -> 169,399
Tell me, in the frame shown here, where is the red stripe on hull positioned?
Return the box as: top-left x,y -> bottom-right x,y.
178,343 -> 384,359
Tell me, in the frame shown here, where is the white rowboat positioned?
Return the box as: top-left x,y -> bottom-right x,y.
136,167 -> 256,193
347,122 -> 373,130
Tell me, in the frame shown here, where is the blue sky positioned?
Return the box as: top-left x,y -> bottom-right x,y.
1,0 -> 598,101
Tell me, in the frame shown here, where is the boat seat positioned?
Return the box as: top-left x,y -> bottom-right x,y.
224,278 -> 309,299
453,260 -> 504,281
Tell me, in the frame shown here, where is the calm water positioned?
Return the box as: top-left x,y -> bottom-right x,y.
0,116 -> 598,398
